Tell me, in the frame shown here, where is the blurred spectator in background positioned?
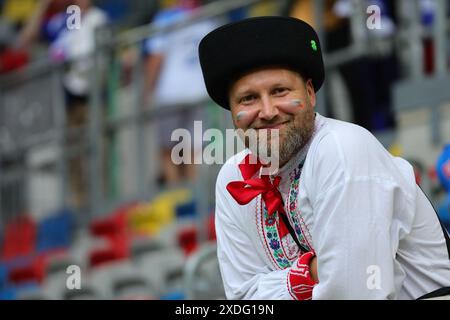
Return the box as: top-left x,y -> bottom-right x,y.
287,0 -> 399,133
16,0 -> 108,209
14,0 -> 71,54
15,0 -> 108,100
143,0 -> 219,187
418,0 -> 450,74
0,0 -> 43,74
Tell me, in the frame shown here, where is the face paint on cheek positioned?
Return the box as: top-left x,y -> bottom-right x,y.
235,110 -> 257,128
291,99 -> 303,108
236,111 -> 248,121
278,99 -> 304,113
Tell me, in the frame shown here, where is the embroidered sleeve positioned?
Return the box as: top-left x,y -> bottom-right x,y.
287,251 -> 317,300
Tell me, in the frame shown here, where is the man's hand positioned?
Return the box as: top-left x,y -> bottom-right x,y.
310,256 -> 318,283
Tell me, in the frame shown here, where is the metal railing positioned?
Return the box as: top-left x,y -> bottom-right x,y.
0,0 -> 289,231
393,0 -> 450,145
0,0 -> 449,230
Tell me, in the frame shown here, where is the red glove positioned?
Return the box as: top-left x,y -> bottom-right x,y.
287,251 -> 318,300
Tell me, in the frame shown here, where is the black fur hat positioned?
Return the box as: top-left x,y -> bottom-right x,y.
199,16 -> 325,109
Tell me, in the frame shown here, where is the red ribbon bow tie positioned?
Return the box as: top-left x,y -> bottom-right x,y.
226,154 -> 290,238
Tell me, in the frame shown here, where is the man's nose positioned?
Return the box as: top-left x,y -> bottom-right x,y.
258,97 -> 279,121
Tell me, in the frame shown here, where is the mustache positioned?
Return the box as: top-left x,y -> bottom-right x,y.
249,117 -> 292,130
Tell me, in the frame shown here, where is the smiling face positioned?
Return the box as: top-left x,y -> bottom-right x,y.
229,67 -> 316,168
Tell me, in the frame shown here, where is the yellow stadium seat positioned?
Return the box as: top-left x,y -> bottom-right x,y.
2,0 -> 38,25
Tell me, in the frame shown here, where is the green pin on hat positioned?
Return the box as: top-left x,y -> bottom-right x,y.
311,40 -> 317,51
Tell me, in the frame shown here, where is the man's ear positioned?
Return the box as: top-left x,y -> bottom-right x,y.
305,79 -> 316,107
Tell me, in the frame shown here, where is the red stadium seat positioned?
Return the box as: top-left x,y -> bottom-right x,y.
89,233 -> 129,268
88,205 -> 135,268
1,215 -> 36,261
177,226 -> 198,256
8,254 -> 46,285
90,213 -> 126,238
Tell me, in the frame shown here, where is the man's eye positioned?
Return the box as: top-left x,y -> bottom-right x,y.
273,87 -> 289,95
240,95 -> 256,104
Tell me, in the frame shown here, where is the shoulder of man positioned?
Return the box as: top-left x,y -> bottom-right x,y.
306,116 -> 411,192
313,117 -> 383,162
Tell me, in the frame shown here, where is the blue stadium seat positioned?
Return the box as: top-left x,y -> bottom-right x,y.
160,291 -> 185,300
0,281 -> 41,300
175,201 -> 197,219
15,281 -> 46,300
0,263 -> 8,290
36,209 -> 74,252
0,287 -> 16,300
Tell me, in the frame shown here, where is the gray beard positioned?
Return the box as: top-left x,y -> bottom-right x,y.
279,124 -> 304,165
243,108 -> 315,168
278,111 -> 314,166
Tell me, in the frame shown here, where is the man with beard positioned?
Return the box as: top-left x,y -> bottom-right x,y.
198,16 -> 450,300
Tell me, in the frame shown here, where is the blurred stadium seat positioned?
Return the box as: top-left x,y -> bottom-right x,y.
8,254 -> 46,285
36,209 -> 74,252
134,246 -> 185,298
1,215 -> 36,261
130,236 -> 166,261
184,242 -> 225,300
9,281 -> 44,300
88,206 -> 131,268
0,263 -> 7,286
62,285 -> 102,300
0,286 -> 16,300
177,225 -> 198,256
89,259 -> 149,299
112,274 -> 156,300
41,252 -> 85,299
